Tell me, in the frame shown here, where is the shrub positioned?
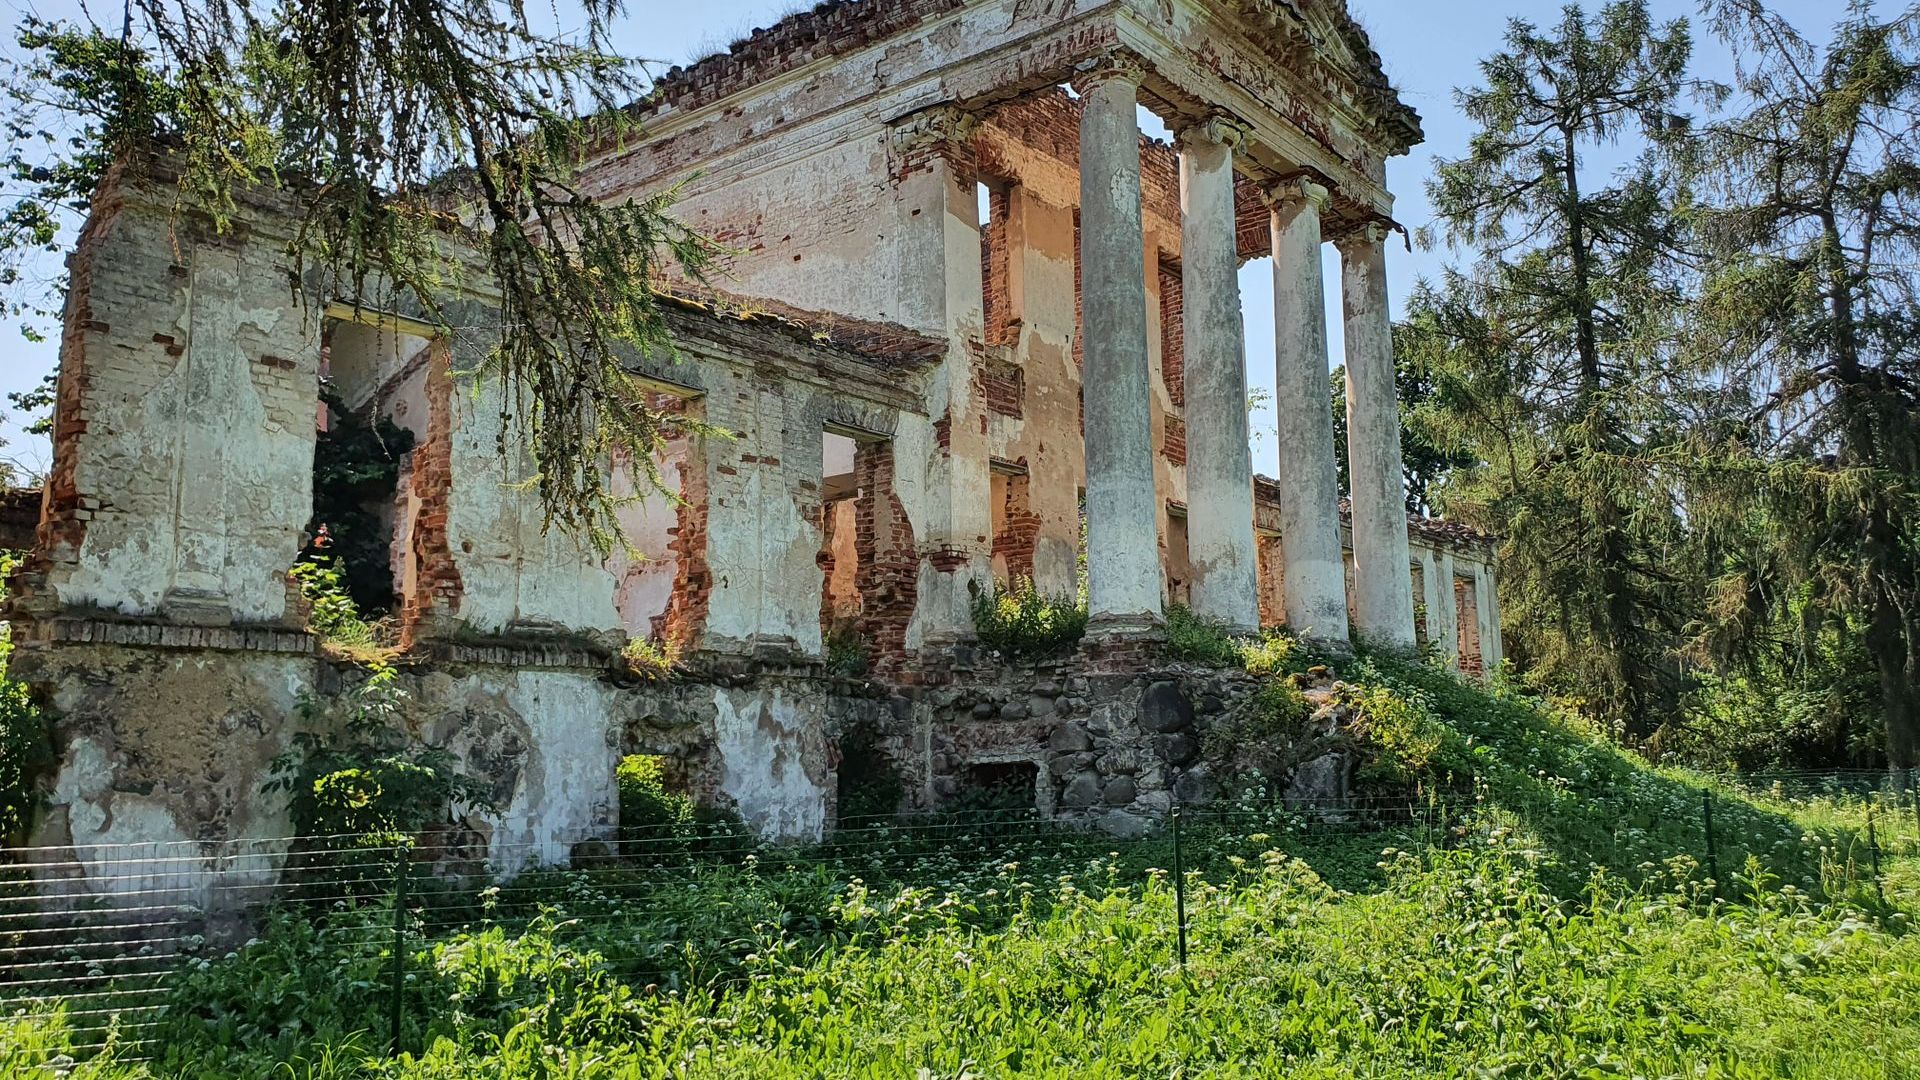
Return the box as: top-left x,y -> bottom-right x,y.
824,620 -> 871,678
264,665 -> 494,842
288,556 -> 395,663
620,636 -> 678,682
970,579 -> 1087,660
1163,603 -> 1245,667
1339,676 -> 1459,785
0,549 -> 50,843
1240,629 -> 1301,677
617,753 -> 694,837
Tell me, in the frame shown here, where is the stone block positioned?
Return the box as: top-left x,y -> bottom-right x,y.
1047,724 -> 1092,752
1060,770 -> 1102,808
1140,680 -> 1194,733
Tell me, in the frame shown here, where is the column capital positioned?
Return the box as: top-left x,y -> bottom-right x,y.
1173,114 -> 1251,153
1070,50 -> 1148,93
1260,176 -> 1331,212
887,104 -> 982,156
1333,219 -> 1392,253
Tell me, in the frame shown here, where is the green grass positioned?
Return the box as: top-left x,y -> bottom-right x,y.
6,647 -> 1919,1078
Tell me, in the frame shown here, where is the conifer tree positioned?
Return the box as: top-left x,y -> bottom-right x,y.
1687,0 -> 1920,772
1417,1 -> 1707,736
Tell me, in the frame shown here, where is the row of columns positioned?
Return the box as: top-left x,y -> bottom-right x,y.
1077,64 -> 1417,648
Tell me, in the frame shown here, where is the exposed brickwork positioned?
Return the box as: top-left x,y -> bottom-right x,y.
641,0 -> 967,117
981,356 -> 1025,418
980,185 -> 1014,347
400,345 -> 463,645
1161,416 -> 1187,468
1255,534 -> 1288,628
1158,260 -> 1185,411
1456,577 -> 1484,679
33,188 -> 119,575
990,468 -> 1041,584
1071,208 -> 1083,371
851,440 -> 917,674
982,89 -> 1275,262
663,400 -> 713,651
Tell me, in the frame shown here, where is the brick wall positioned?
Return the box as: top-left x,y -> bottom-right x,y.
981,357 -> 1024,418
664,404 -> 713,651
1157,260 -> 1185,411
400,344 -> 464,644
1161,416 -> 1187,468
852,439 -> 917,673
980,186 -> 1014,347
990,468 -> 1041,585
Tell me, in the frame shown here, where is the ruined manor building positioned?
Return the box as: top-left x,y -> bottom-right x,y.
8,0 -> 1500,872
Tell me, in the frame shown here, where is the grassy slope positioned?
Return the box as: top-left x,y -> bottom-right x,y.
5,646 -> 1918,1079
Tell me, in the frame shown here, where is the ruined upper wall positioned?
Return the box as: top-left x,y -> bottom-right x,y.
24,162 -> 323,628
634,0 -> 1417,158
590,0 -> 1420,223
12,162 -> 943,662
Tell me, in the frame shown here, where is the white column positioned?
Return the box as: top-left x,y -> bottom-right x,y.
1476,558 -> 1503,678
1266,181 -> 1350,645
1431,547 -> 1460,670
1339,222 -> 1416,649
1078,64 -> 1162,632
1177,118 -> 1258,633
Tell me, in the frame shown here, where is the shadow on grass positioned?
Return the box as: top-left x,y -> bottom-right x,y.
1349,647 -> 1892,905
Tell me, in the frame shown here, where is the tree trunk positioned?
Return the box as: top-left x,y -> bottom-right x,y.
1822,210 -> 1918,770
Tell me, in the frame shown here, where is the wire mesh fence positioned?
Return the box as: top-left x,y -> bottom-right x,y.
1,778 -> 1913,1063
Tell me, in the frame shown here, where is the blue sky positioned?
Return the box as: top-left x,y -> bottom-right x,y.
0,0 -> 1876,480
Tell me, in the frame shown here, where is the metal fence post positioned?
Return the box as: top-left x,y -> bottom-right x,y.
1170,808 -> 1189,971
1910,768 -> 1919,849
1866,810 -> 1886,911
1701,790 -> 1719,899
389,845 -> 408,1056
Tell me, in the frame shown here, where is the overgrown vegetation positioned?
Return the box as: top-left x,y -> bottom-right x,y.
1162,603 -> 1247,667
617,637 -> 677,683
822,621 -> 870,678
969,579 -> 1088,660
615,754 -> 693,839
6,641 -> 1920,1075
0,549 -> 48,843
264,666 -> 493,842
289,556 -> 397,664
8,660 -> 1916,1077
307,390 -> 415,616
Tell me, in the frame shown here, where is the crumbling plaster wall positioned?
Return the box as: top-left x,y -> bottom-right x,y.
19,643 -> 849,901
12,164 -> 949,901
31,170 -> 321,628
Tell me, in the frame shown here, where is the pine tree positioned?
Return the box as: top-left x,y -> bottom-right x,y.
1687,0 -> 1920,772
1417,1 -> 1708,736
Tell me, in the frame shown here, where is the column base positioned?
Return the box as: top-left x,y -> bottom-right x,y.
1079,614 -> 1165,672
1296,631 -> 1355,660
